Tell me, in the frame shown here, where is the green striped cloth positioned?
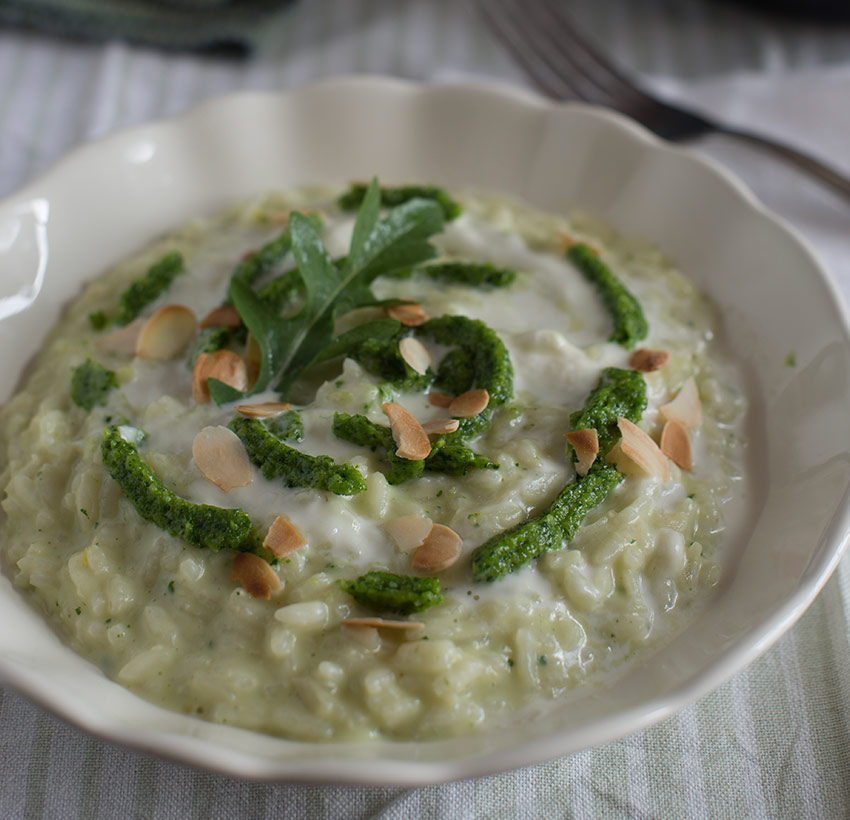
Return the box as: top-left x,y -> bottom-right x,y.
0,0 -> 294,53
1,0 -> 850,817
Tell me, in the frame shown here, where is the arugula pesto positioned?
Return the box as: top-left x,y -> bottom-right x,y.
101,426 -> 268,557
307,319 -> 433,394
569,367 -> 648,460
229,416 -> 366,496
338,183 -> 462,221
332,412 -> 425,485
567,244 -> 648,349
419,262 -> 517,289
266,409 -> 305,443
471,465 -> 623,583
339,571 -> 443,615
470,367 -> 647,582
70,359 -> 118,411
331,314 -> 510,480
116,251 -> 185,326
332,411 -> 497,482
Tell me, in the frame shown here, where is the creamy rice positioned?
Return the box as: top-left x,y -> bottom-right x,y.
0,187 -> 747,741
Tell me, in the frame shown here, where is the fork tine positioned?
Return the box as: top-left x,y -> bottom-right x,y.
472,0 -> 580,101
530,0 -> 655,107
475,0 -> 661,118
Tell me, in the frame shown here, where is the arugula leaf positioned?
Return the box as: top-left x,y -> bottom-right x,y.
227,178 -> 445,402
207,378 -> 247,405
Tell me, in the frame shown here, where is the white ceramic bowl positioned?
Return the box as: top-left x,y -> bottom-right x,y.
2,77 -> 850,785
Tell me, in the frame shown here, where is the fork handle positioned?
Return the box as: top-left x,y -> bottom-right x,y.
710,123 -> 850,205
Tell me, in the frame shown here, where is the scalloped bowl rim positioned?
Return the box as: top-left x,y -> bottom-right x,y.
0,76 -> 848,784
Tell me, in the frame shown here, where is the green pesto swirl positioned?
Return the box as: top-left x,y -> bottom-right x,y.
567,244 -> 648,349
229,416 -> 366,496
339,571 -> 443,615
101,426 -> 267,557
471,367 -> 647,582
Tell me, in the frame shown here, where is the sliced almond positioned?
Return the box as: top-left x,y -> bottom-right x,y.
192,350 -> 249,404
565,428 -> 599,477
235,401 -> 291,418
629,348 -> 670,373
382,402 -> 431,460
427,391 -> 454,408
421,418 -> 460,437
448,388 -> 490,418
387,303 -> 428,327
263,516 -> 306,558
660,376 -> 702,429
384,514 -> 433,552
232,553 -> 282,599
267,210 -> 292,226
616,417 -> 670,481
341,617 -> 424,631
199,305 -> 242,330
399,337 -> 431,375
267,208 -> 323,227
412,523 -> 462,573
192,426 -> 253,491
135,305 -> 197,360
96,318 -> 145,354
557,231 -> 600,255
660,419 -> 693,471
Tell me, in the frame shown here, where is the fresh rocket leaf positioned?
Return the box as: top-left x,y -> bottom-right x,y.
227,178 -> 445,403
207,378 -> 247,405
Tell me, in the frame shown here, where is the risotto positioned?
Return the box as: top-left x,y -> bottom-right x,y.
0,183 -> 747,741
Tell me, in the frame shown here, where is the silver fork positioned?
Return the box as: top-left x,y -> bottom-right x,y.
473,0 -> 850,205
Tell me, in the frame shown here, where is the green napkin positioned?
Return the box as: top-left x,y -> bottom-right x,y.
0,0 -> 295,54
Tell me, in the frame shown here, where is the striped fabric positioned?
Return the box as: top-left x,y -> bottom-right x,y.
2,1 -> 850,817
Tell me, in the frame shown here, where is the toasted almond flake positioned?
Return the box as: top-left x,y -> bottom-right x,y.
199,305 -> 242,330
341,617 -> 424,631
421,418 -> 460,437
427,391 -> 454,408
235,401 -> 291,418
263,516 -> 306,558
384,514 -> 433,552
96,318 -> 145,354
660,376 -> 702,429
232,553 -> 282,599
192,426 -> 253,491
399,337 -> 431,375
267,210 -> 292,226
617,417 -> 670,481
387,303 -> 427,327
565,428 -> 599,477
412,523 -> 463,572
660,419 -> 693,471
382,402 -> 431,460
135,304 -> 197,360
192,350 -> 249,404
268,208 -> 323,226
629,348 -> 670,373
556,231 -> 600,255
448,388 -> 490,418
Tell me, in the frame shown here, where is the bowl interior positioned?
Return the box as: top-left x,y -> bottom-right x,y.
1,78 -> 849,783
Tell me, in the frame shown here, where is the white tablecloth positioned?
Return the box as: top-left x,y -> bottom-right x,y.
2,1 -> 850,817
